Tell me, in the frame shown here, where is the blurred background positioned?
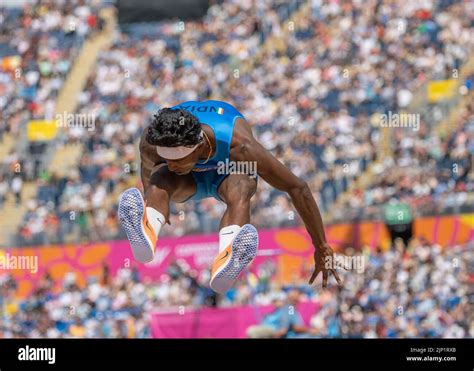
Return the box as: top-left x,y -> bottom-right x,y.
0,0 -> 473,338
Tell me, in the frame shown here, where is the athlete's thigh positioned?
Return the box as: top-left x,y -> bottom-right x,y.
217,173 -> 257,204
149,164 -> 197,203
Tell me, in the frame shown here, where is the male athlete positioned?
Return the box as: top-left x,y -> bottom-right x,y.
118,100 -> 343,293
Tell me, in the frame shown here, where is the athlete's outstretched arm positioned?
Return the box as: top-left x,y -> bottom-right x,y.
232,120 -> 344,288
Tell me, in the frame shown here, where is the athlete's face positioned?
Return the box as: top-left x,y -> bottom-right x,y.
163,145 -> 202,175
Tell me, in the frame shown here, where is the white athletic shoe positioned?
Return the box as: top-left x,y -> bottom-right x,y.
210,224 -> 259,293
118,188 -> 157,263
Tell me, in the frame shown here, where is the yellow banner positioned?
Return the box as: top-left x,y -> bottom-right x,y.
27,120 -> 57,141
427,79 -> 457,102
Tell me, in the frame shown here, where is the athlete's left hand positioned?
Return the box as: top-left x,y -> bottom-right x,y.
308,242 -> 345,289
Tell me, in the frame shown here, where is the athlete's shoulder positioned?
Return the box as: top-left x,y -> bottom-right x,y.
230,117 -> 254,156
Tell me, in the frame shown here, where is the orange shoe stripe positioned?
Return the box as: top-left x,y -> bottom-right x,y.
142,203 -> 157,250
211,244 -> 232,276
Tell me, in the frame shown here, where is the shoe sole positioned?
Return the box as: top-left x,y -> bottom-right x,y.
210,224 -> 258,293
118,188 -> 155,263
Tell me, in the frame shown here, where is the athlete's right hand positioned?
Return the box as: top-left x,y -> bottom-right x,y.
308,242 -> 346,289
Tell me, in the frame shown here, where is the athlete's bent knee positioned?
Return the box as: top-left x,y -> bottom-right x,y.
225,177 -> 256,205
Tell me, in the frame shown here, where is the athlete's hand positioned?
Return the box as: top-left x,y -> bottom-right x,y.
308,242 -> 345,289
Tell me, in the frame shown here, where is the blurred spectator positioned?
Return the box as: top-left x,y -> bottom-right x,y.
11,175 -> 23,205
247,289 -> 318,338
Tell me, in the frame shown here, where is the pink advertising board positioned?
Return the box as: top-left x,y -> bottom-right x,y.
150,301 -> 320,338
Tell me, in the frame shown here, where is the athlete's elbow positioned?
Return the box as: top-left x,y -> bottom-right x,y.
288,180 -> 311,198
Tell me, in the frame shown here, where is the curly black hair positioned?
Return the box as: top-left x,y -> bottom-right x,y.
146,108 -> 202,147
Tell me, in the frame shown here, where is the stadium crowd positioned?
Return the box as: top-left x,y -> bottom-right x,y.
0,0 -> 104,241
6,0 -> 473,246
334,92 -> 474,221
0,238 -> 471,338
